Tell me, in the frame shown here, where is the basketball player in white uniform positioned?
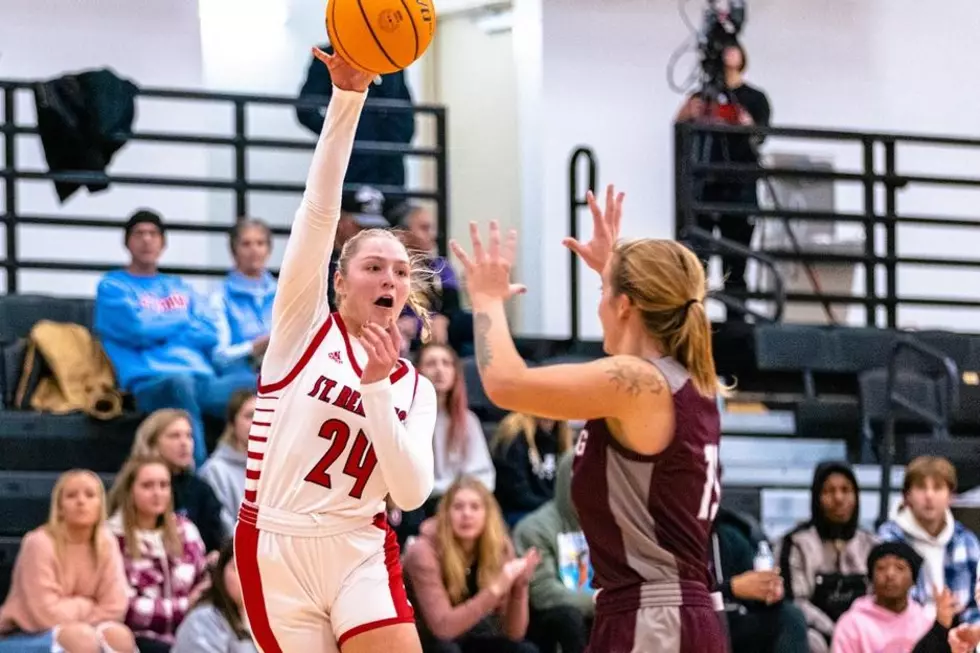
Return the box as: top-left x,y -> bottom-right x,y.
234,49 -> 435,653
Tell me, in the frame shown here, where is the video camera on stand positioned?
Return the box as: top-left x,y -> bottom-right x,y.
698,0 -> 746,106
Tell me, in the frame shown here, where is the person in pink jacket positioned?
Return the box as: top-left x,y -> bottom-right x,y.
832,541 -> 956,653
0,469 -> 135,652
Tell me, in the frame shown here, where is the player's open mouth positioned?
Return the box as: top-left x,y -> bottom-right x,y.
374,295 -> 394,308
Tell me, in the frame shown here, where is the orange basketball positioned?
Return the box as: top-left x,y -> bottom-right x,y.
326,0 -> 436,75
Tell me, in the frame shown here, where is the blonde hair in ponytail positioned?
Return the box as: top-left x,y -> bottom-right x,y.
611,239 -> 719,397
335,227 -> 435,342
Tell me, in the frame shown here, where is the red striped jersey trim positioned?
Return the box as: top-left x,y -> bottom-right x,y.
257,315 -> 334,393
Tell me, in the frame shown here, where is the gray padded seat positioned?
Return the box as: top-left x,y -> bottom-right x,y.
0,295 -> 94,342
0,471 -> 115,537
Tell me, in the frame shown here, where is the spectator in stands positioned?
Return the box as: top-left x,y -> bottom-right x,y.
198,390 -> 254,536
107,456 -> 209,653
296,43 -> 415,189
326,186 -> 392,310
878,456 -> 980,625
0,469 -> 135,653
210,218 -> 276,376
94,209 -> 257,467
394,203 -> 471,353
403,476 -> 541,653
172,541 -> 257,653
712,505 -> 809,653
778,461 -> 878,653
512,452 -> 593,653
419,343 -> 495,511
832,541 -> 955,653
492,413 -> 572,528
675,39 -> 771,319
130,409 -> 229,553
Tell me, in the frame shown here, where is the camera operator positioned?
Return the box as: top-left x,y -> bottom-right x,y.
676,40 -> 771,320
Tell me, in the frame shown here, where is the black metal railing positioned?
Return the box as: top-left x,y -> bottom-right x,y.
675,121 -> 980,328
567,146 -> 598,343
0,80 -> 448,291
876,337 -> 959,526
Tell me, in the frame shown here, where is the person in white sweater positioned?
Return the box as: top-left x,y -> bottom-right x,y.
418,343 -> 495,512
198,389 -> 254,534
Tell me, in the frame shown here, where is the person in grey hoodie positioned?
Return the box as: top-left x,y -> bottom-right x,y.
173,541 -> 257,653
512,452 -> 592,653
199,389 -> 253,534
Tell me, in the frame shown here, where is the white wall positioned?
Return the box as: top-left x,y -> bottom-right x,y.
0,0 -> 438,296
0,0 -> 210,295
427,12 -> 521,321
518,0 -> 980,337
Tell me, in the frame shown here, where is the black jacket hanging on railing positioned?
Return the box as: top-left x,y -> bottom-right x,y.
33,68 -> 138,202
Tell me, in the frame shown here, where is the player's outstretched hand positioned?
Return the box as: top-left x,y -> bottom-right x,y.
562,184 -> 624,274
311,47 -> 375,93
450,221 -> 527,307
360,321 -> 402,385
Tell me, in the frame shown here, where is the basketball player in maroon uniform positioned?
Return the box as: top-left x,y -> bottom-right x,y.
450,185 -> 726,653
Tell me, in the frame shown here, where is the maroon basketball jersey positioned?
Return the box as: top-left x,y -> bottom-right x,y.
570,356 -> 721,613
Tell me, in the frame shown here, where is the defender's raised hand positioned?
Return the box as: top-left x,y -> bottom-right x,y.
562,184 -> 625,274
450,221 -> 527,306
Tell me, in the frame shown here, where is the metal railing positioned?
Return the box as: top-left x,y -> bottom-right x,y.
675,121 -> 980,328
877,336 -> 959,527
0,79 -> 449,291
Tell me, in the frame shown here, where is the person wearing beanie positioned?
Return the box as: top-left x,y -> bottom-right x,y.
94,209 -> 257,467
776,461 -> 878,652
879,456 -> 980,625
832,541 -> 955,652
325,186 -> 391,311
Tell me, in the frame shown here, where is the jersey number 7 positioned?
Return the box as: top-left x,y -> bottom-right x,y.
304,418 -> 378,499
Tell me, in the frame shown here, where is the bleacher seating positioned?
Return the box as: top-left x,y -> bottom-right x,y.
0,295 -> 141,601
3,293 -> 980,604
0,472 -> 115,537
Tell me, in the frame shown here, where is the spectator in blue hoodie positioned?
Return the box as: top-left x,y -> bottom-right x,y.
210,218 -> 277,376
94,210 -> 256,467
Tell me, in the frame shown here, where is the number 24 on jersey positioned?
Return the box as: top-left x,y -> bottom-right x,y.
304,418 -> 378,499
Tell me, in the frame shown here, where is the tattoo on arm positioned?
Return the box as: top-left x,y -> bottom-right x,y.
606,361 -> 666,397
474,312 -> 493,372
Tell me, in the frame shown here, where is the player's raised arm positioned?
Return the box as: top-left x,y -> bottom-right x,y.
358,323 -> 437,510
262,50 -> 374,381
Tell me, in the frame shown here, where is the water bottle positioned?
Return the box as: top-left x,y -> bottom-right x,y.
753,541 -> 775,572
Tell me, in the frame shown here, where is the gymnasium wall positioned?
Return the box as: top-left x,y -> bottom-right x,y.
3,0 -> 980,338
0,0 -> 210,295
0,0 -> 439,297
515,0 -> 980,337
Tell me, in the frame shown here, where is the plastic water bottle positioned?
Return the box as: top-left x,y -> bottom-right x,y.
753,541 -> 775,571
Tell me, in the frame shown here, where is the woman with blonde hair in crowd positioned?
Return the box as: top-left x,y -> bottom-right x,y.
173,540 -> 257,653
403,476 -> 541,653
130,408 -> 228,552
198,389 -> 255,534
107,457 -> 209,653
491,412 -> 572,527
0,469 -> 135,653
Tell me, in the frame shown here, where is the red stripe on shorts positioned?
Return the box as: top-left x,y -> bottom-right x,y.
337,514 -> 416,645
234,518 -> 283,653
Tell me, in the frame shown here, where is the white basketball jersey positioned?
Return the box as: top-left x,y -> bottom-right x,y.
244,313 -> 420,522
